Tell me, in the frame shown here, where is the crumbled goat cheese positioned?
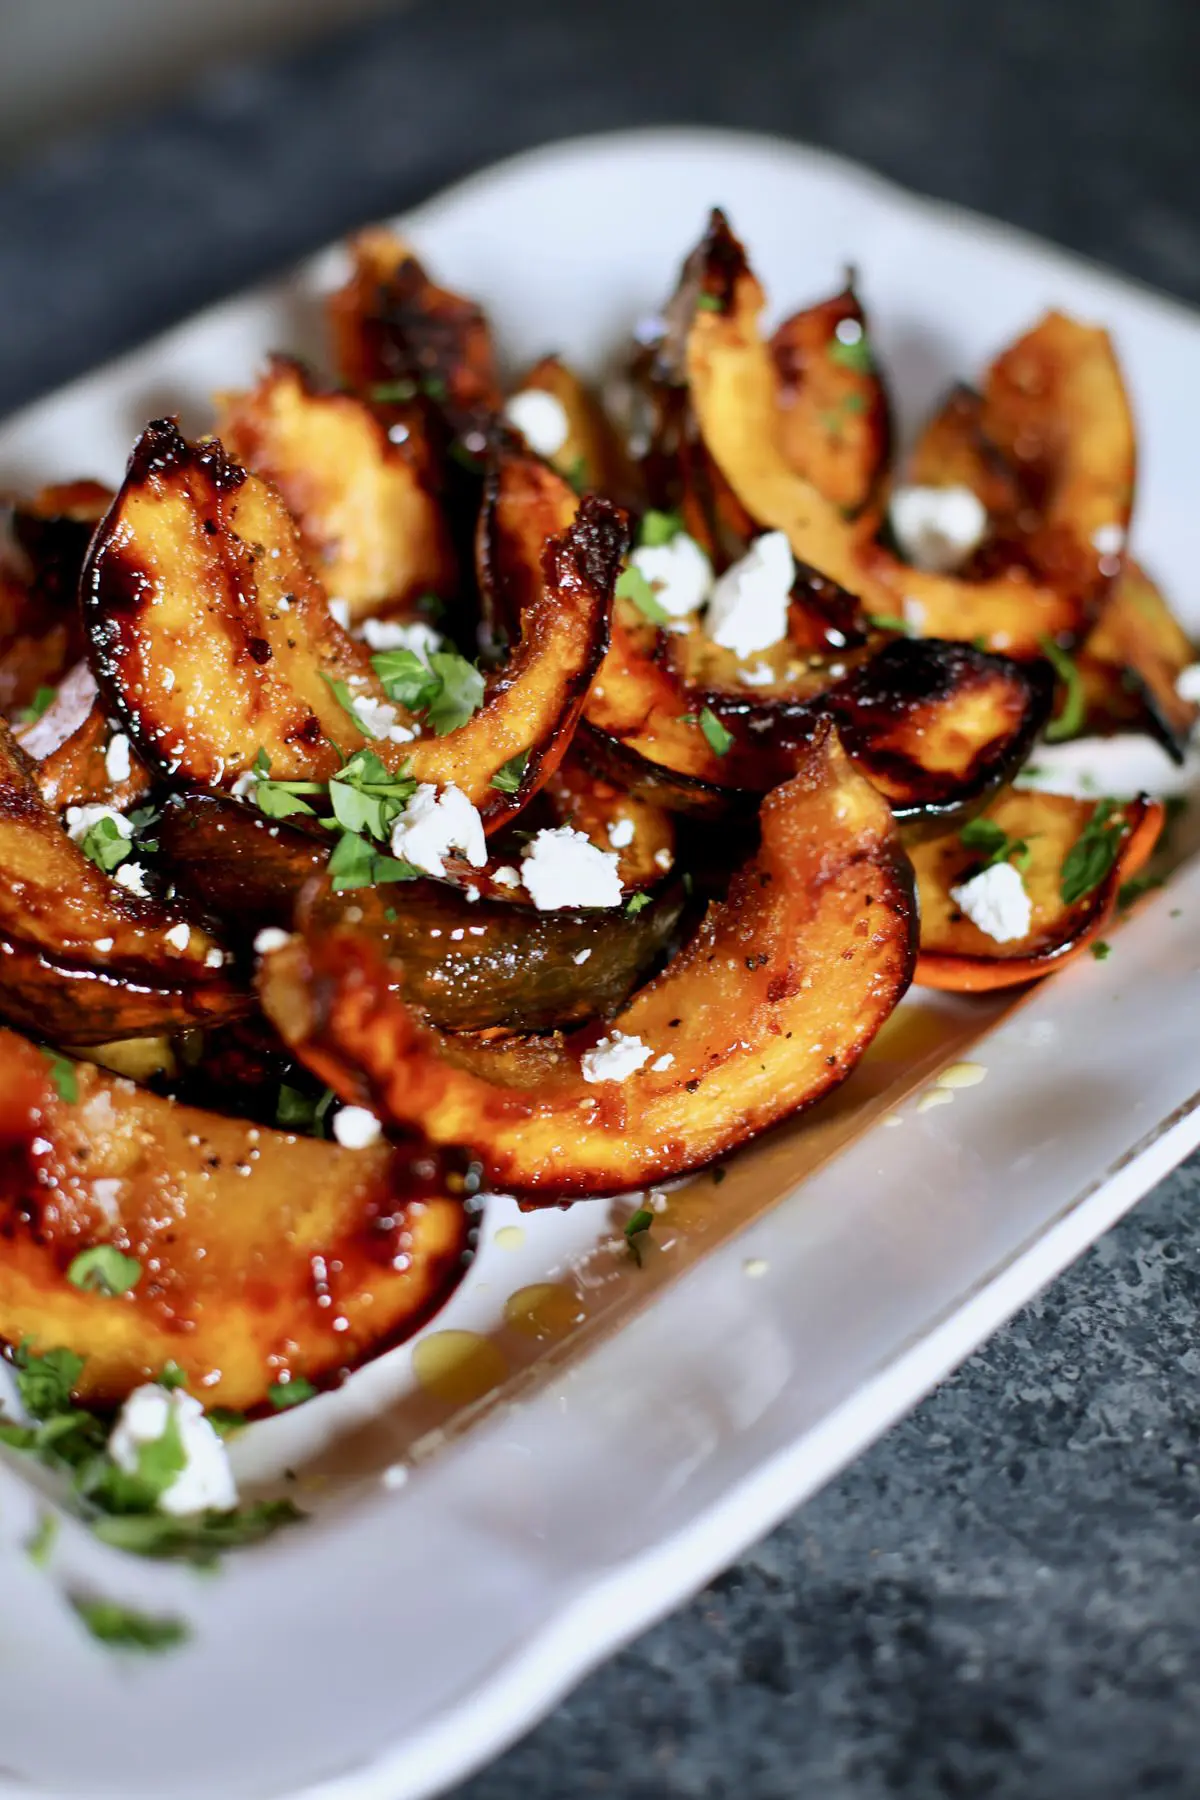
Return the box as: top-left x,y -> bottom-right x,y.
253,927 -> 291,954
520,827 -> 623,911
390,783 -> 487,878
114,861 -> 150,896
350,693 -> 415,743
109,1385 -> 237,1517
64,803 -> 132,847
653,847 -> 673,871
651,1053 -> 675,1072
204,948 -> 225,969
359,617 -> 444,657
230,769 -> 257,799
94,937 -> 114,953
492,865 -> 520,888
164,922 -> 191,952
949,861 -> 1032,943
104,732 -> 132,783
1175,663 -> 1200,703
573,948 -> 592,964
328,598 -> 351,630
502,388 -> 570,457
889,484 -> 988,573
581,1031 -> 653,1084
739,661 -> 776,687
1091,523 -> 1125,557
332,1105 -> 383,1149
706,531 -> 795,658
630,532 -> 713,618
607,817 -> 636,849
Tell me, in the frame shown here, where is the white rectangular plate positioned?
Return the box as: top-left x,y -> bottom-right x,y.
2,127 -> 1200,1800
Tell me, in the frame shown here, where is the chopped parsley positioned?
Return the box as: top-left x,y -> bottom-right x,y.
26,1511 -> 58,1569
40,1049 -> 78,1104
66,1247 -> 142,1299
371,648 -> 441,711
615,565 -> 670,625
624,1207 -> 654,1265
1039,635 -> 1086,743
695,293 -> 723,313
626,893 -> 651,916
679,707 -> 734,756
91,1498 -> 302,1563
369,378 -> 418,404
268,1377 -> 317,1411
1091,940 -> 1112,961
638,509 -> 685,548
867,612 -> 910,636
327,829 -> 420,893
78,815 -> 132,873
17,685 -> 56,724
70,1596 -> 189,1652
276,1083 -> 336,1135
11,1342 -> 84,1418
1060,799 -> 1126,906
491,749 -> 530,795
829,332 -> 873,374
248,746 -> 422,892
425,653 -> 485,736
958,817 -> 1031,871
1117,872 -> 1164,910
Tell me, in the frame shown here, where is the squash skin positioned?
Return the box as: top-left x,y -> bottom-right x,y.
0,1027 -> 472,1412
259,722 -> 918,1200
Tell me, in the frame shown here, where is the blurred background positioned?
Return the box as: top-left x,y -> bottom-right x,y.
3,3 -> 1200,1796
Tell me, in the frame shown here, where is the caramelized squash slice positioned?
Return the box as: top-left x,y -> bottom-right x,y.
770,282 -> 891,515
329,227 -> 502,430
913,787 -> 1163,991
513,356 -> 637,501
260,723 -> 917,1199
0,721 -> 246,1043
541,750 -> 676,888
215,356 -> 456,622
0,481 -> 110,716
0,1026 -> 471,1412
1077,560 -> 1197,762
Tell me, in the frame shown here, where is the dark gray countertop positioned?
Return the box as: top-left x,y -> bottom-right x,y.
3,4 -> 1199,1794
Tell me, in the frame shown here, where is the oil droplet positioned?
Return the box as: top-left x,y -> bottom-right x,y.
494,1224 -> 526,1251
869,1003 -> 953,1064
936,1060 -> 987,1090
412,1330 -> 508,1405
504,1282 -> 586,1342
916,1087 -> 955,1113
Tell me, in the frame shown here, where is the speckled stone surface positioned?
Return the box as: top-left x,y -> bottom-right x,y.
2,4 -> 1199,1794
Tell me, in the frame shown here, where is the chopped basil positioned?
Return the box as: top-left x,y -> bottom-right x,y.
79,816 -> 132,874
268,1377 -> 317,1411
17,685 -> 56,724
624,1207 -> 654,1265
615,566 -> 670,625
70,1596 -> 189,1652
638,509 -> 685,548
1039,635 -> 1086,743
66,1247 -> 142,1299
829,333 -> 873,374
40,1049 -> 78,1104
491,749 -> 530,795
698,708 -> 733,757
1060,799 -> 1125,906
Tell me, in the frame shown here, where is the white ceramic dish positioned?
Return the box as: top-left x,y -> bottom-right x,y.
2,127 -> 1200,1800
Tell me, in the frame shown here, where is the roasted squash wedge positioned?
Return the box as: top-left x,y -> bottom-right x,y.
1077,560 -> 1197,762
770,282 -> 891,515
0,721 -> 246,1043
0,1026 -> 472,1412
329,227 -> 502,431
259,722 -> 917,1198
913,787 -> 1163,991
0,481 -> 110,716
215,355 -> 456,621
541,750 -> 676,888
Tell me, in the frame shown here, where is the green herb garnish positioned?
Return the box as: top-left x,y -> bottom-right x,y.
829,331 -> 873,374
638,509 -> 685,548
371,648 -> 442,711
276,1083 -> 336,1134
424,652 -> 485,736
26,1511 -> 58,1569
328,830 -> 420,893
1091,940 -> 1112,961
78,815 -> 132,873
1060,799 -> 1126,906
491,749 -> 530,795
370,379 -> 418,404
698,707 -> 733,757
624,1207 -> 654,1265
17,686 -> 56,724
12,1342 -> 85,1418
867,612 -> 910,636
40,1049 -> 78,1105
70,1596 -> 189,1652
268,1377 -> 317,1411
159,1362 -> 188,1391
91,1498 -> 302,1563
626,893 -> 651,916
1117,872 -> 1164,910
1039,635 -> 1086,743
66,1247 -> 142,1299
615,566 -> 670,625
695,294 -> 723,313
958,817 -> 1030,871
